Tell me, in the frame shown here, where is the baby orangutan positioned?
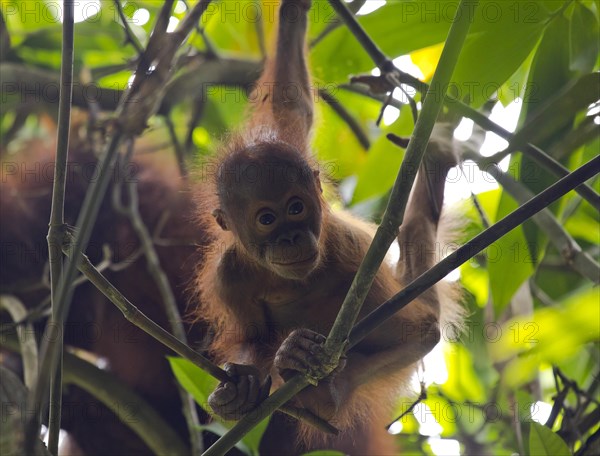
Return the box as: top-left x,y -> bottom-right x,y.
195,0 -> 461,453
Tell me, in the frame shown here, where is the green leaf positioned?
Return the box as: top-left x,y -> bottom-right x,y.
239,416 -> 270,456
203,0 -> 275,58
443,344 -> 486,403
488,196 -> 535,314
168,357 -> 270,455
522,14 -> 573,120
310,27 -> 371,84
564,206 -> 600,245
496,13 -> 575,286
569,2 -> 600,73
200,418 -> 270,456
491,287 -> 600,385
312,90 -> 374,178
16,19 -> 132,62
497,44 -> 537,106
167,357 -> 218,411
202,87 -> 248,138
460,261 -> 489,308
508,73 -> 600,155
351,105 -> 413,203
452,1 -> 547,107
423,394 -> 458,436
312,0 -> 549,105
529,422 -> 571,456
311,1 -> 453,83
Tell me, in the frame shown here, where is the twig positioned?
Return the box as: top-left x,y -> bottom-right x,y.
581,372 -> 600,415
113,0 -> 144,55
327,0 -> 390,69
579,409 -> 600,436
309,0 -> 367,48
555,368 -> 600,407
185,97 -> 206,155
509,393 -> 525,456
375,90 -> 394,127
63,236 -> 229,381
201,1 -> 477,453
46,1 -> 74,452
549,116 -> 598,161
0,9 -> 11,60
254,12 -> 266,59
142,0 -> 176,71
529,279 -> 555,307
575,427 -> 600,456
546,380 -> 569,429
470,191 -> 491,229
164,114 -> 189,178
113,141 -> 199,452
385,383 -> 427,429
318,88 -> 370,149
476,143 -> 600,212
180,0 -> 219,60
387,72 -> 419,125
325,0 -> 476,364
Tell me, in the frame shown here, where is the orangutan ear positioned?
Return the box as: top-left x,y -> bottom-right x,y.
212,208 -> 229,231
313,169 -> 322,194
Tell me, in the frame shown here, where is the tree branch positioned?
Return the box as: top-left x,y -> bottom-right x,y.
318,88 -> 370,149
113,0 -> 144,55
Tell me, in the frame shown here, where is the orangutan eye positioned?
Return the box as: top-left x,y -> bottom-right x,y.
258,213 -> 276,225
288,200 -> 304,215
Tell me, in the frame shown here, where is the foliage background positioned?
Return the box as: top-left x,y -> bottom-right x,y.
1,0 -> 598,455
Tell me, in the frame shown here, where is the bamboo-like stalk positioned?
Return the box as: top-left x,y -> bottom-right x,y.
201,1 -> 478,453
46,1 -> 74,453
324,0 -> 477,362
